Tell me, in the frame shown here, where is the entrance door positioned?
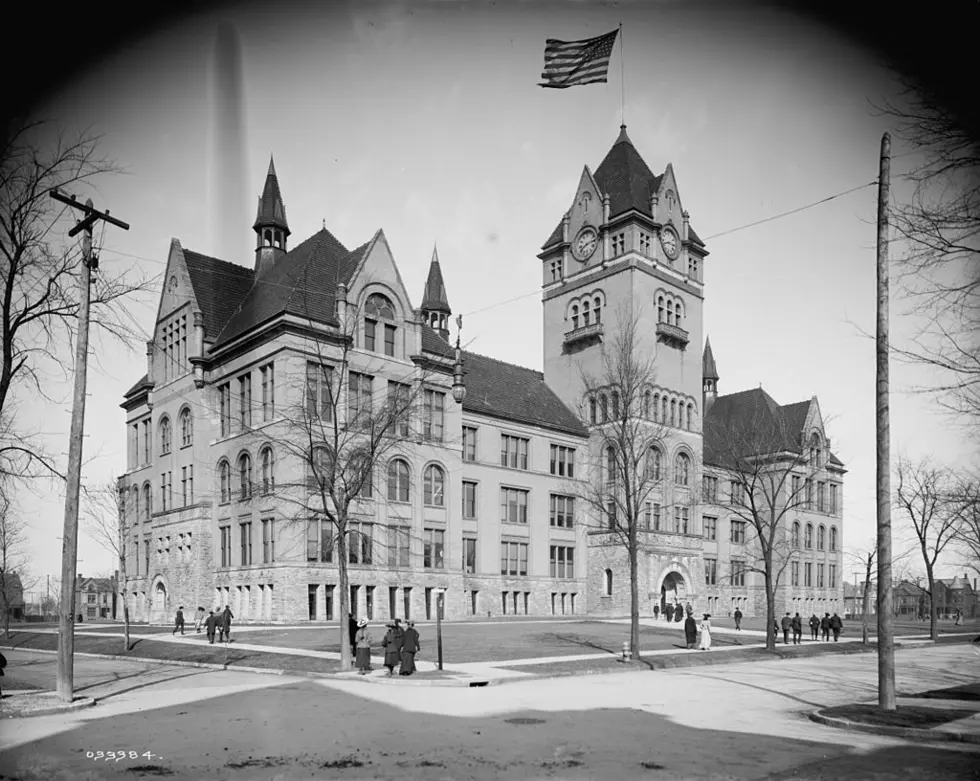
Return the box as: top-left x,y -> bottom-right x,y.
152,582 -> 167,624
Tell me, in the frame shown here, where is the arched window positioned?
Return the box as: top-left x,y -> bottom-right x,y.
179,407 -> 192,447
219,460 -> 231,503
159,417 -> 171,455
817,524 -> 826,551
809,433 -> 822,467
588,397 -> 597,424
830,526 -> 838,552
571,304 -> 579,330
606,446 -> 617,486
600,394 -> 608,423
593,296 -> 602,323
670,400 -> 677,427
647,447 -> 662,481
238,453 -> 252,500
676,300 -> 684,324
423,464 -> 445,507
805,523 -> 813,549
364,292 -> 397,357
611,390 -> 620,419
661,397 -> 668,424
260,447 -> 274,495
263,229 -> 272,247
132,486 -> 140,525
143,482 -> 152,518
667,300 -> 674,326
604,568 -> 613,596
674,452 -> 691,486
582,299 -> 591,326
792,521 -> 801,548
653,393 -> 660,422
657,296 -> 665,323
387,458 -> 410,502
643,390 -> 651,418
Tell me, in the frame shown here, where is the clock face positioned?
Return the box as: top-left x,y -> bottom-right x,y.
660,227 -> 679,259
573,226 -> 598,261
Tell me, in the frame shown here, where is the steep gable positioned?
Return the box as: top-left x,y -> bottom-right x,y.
182,249 -> 255,342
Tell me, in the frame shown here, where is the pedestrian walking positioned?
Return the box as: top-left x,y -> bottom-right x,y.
194,606 -> 206,632
809,614 -> 820,641
780,612 -> 792,644
830,612 -> 843,642
172,606 -> 185,636
382,620 -> 403,675
0,650 -> 6,699
354,618 -> 373,674
221,605 -> 234,643
653,604 -> 660,621
400,620 -> 420,675
791,612 -> 803,645
348,613 -> 358,662
684,610 -> 698,649
820,613 -> 831,642
674,603 -> 683,623
734,608 -> 742,631
665,603 -> 675,623
699,614 -> 712,651
204,610 -> 218,644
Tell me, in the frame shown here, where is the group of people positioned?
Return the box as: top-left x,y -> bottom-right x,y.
654,603 -> 689,624
174,605 -> 234,644
772,612 -> 843,643
348,614 -> 421,676
683,609 -> 713,650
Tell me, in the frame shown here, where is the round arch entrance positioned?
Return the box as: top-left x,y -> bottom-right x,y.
660,571 -> 687,613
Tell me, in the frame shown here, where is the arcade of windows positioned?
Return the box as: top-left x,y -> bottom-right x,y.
655,291 -> 686,330
568,291 -> 605,332
588,387 -> 696,431
792,521 -> 839,552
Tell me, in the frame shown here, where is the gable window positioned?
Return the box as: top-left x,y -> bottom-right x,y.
423,389 -> 445,442
387,458 -> 410,503
180,408 -> 192,447
306,362 -> 333,421
260,363 -> 275,421
423,464 -> 445,507
688,254 -> 700,281
238,453 -> 253,500
550,259 -> 561,282
364,293 -> 396,357
462,426 -> 478,461
239,373 -> 252,429
500,434 -> 529,470
159,417 -> 171,455
550,445 -> 575,477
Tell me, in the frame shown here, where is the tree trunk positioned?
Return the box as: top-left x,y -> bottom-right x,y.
765,572 -> 776,651
629,527 -> 639,660
861,580 -> 870,644
926,565 -> 938,641
336,519 -> 352,670
118,526 -> 130,652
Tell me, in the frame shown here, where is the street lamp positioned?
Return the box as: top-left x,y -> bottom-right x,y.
451,315 -> 466,405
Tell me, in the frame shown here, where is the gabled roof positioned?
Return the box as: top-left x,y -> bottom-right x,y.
213,227 -> 366,348
182,250 -> 256,342
420,246 -> 451,314
124,374 -> 152,398
459,349 -> 588,438
703,387 -> 843,470
542,126 -> 706,249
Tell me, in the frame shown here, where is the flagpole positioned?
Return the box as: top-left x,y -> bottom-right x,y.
619,22 -> 626,125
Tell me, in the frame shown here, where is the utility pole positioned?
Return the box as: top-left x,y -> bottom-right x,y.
50,190 -> 129,703
875,132 -> 896,711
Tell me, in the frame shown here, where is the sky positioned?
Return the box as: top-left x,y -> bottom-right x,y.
14,0 -> 977,594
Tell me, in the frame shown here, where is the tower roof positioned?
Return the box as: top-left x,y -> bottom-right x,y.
703,337 -> 719,381
420,245 -> 451,314
253,155 -> 290,235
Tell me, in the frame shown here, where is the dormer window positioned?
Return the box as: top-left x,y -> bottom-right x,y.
364,293 -> 396,357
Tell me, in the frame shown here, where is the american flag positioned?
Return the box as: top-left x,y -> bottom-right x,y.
539,29 -> 619,89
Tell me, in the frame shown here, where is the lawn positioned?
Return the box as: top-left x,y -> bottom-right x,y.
821,703 -> 977,730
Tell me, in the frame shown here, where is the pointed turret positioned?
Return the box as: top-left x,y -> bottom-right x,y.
253,155 -> 290,277
703,337 -> 719,414
420,245 -> 451,341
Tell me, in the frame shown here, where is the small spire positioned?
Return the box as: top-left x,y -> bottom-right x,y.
421,244 -> 451,315
253,154 -> 289,236
703,337 -> 719,381
615,123 -> 632,146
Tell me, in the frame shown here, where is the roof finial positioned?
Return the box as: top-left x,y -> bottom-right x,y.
322,218 -> 326,229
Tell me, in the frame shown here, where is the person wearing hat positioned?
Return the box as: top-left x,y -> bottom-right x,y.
194,606 -> 207,633
399,620 -> 420,675
698,613 -> 712,651
683,608 -> 698,650
172,606 -> 185,636
204,610 -> 219,644
348,613 -> 358,663
382,620 -> 404,676
354,618 -> 373,674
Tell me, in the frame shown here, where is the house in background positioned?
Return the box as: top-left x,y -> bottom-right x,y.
0,571 -> 26,620
75,574 -> 118,621
939,573 -> 977,618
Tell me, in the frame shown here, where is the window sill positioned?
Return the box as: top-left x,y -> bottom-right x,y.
423,503 -> 446,510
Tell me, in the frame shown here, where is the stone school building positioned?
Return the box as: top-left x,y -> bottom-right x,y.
118,128 -> 844,624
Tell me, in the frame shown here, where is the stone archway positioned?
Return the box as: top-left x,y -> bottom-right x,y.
660,571 -> 687,613
151,581 -> 168,624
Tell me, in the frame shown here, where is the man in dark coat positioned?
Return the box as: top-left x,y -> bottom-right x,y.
809,614 -> 820,641
665,603 -> 674,623
0,650 -> 6,698
830,612 -> 843,641
204,611 -> 219,644
820,613 -> 831,642
221,605 -> 234,643
172,606 -> 185,636
791,613 -> 803,644
400,620 -> 420,675
733,608 -> 742,631
684,611 -> 698,649
674,604 -> 683,623
382,621 -> 403,675
780,612 -> 792,644
348,613 -> 358,662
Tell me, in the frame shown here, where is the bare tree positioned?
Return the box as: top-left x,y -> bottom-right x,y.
82,479 -> 130,651
0,118 -> 153,482
0,481 -> 34,637
570,306 -> 671,661
703,396 -> 828,651
260,295 -> 447,669
948,474 -> 980,579
875,82 -> 980,431
894,455 -> 963,640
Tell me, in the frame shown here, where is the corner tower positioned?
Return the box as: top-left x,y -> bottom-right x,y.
703,337 -> 719,414
420,245 -> 451,341
253,156 -> 290,277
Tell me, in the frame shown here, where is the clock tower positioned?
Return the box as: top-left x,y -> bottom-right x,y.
538,125 -> 711,616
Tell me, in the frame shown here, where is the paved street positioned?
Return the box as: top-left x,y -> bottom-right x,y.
1,643 -> 978,780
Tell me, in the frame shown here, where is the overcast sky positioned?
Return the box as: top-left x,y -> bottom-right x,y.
18,0 -> 976,591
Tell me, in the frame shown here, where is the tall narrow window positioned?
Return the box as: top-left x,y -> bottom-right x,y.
239,373 -> 252,429
218,383 -> 231,437
180,408 -> 192,447
239,453 -> 252,500
349,373 -> 372,426
159,417 -> 171,455
423,389 -> 445,442
388,381 -> 410,437
364,293 -> 396,356
260,363 -> 275,421
423,464 -> 446,507
387,459 -> 410,502
261,447 -> 274,495
306,362 -> 333,421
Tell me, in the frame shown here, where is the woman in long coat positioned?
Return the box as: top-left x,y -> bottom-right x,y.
400,620 -> 420,675
684,611 -> 698,649
382,623 -> 403,675
354,618 -> 373,674
699,614 -> 712,651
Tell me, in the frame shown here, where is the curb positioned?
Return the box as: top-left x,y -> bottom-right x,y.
808,710 -> 980,744
1,695 -> 96,719
334,672 -> 500,688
